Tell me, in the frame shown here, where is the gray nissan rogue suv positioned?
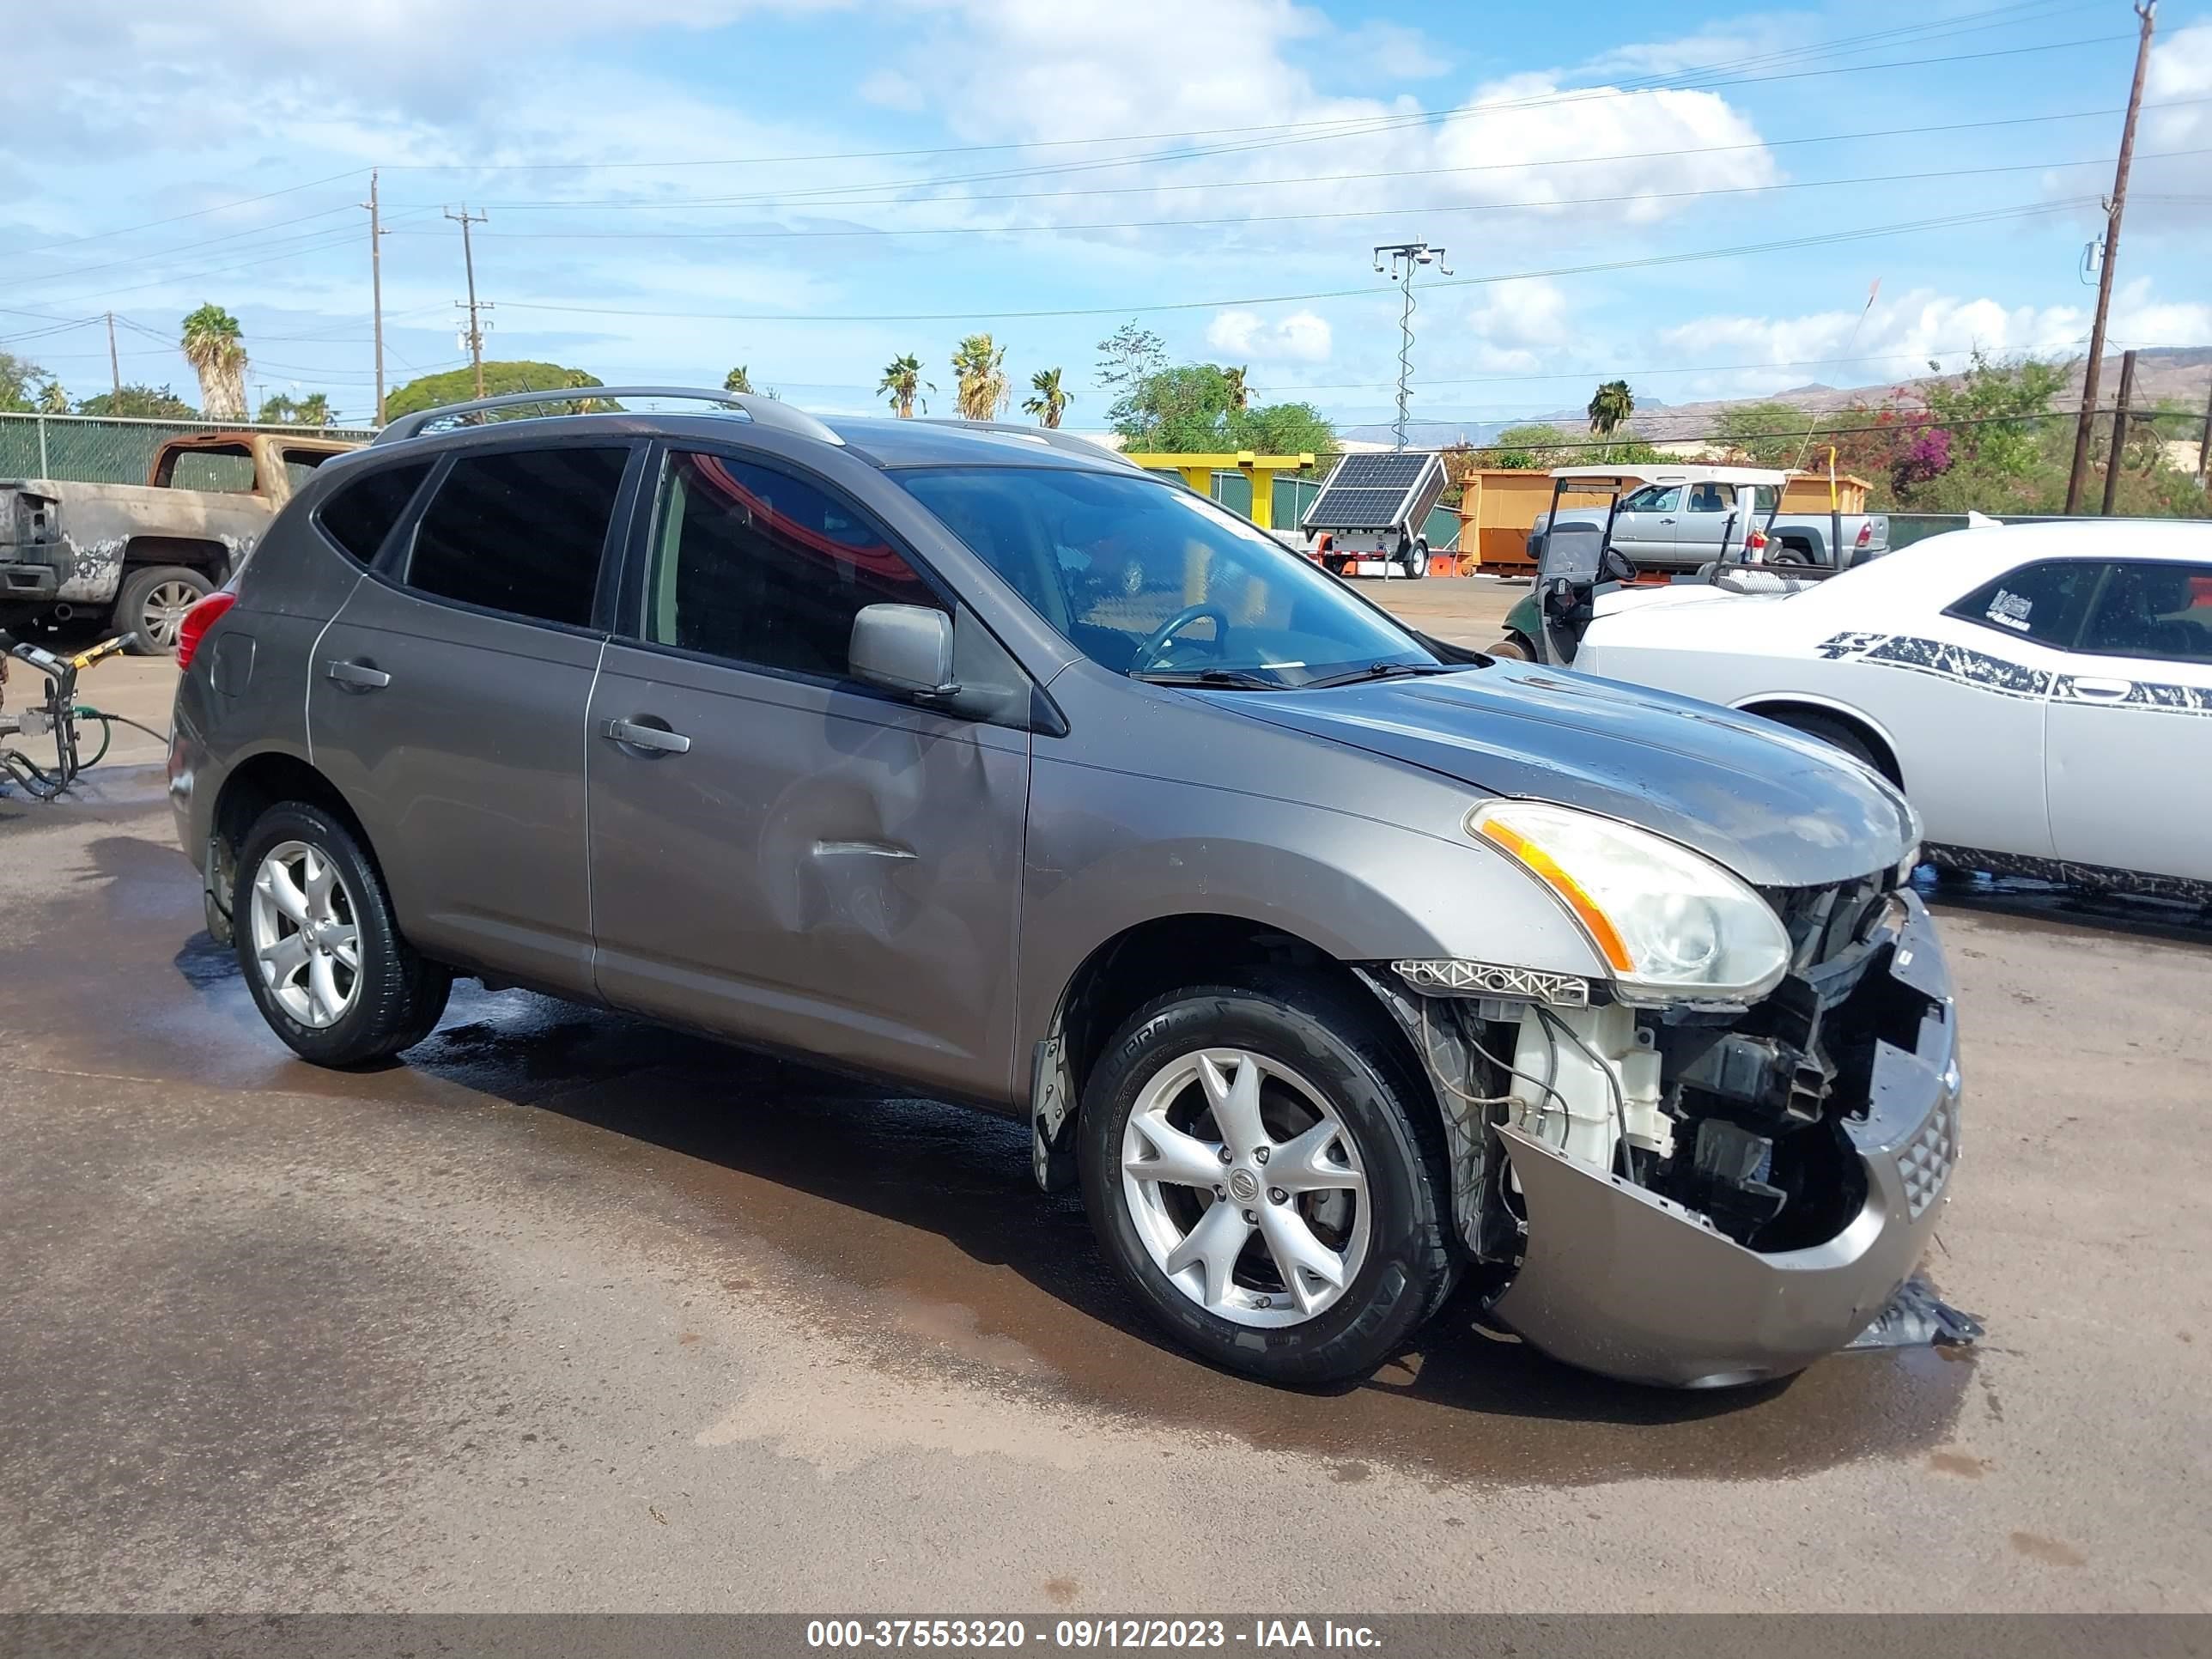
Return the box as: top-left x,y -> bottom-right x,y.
168,387 -> 1969,1388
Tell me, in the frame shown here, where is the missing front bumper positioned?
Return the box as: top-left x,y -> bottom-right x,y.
1489,891 -> 1969,1389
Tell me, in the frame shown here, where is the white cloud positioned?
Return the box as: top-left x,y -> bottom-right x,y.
1335,21 -> 1451,81
1207,307 -> 1332,362
1653,281 -> 2212,400
1459,278 -> 1572,373
859,68 -> 927,112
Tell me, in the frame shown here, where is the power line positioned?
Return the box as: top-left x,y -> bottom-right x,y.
470,98 -> 2212,216
490,198 -> 2094,325
403,149 -> 2205,244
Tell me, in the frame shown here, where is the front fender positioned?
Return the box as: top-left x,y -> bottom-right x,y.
1015,754 -> 1606,1077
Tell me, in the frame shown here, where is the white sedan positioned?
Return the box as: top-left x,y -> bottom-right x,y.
1573,520 -> 2212,902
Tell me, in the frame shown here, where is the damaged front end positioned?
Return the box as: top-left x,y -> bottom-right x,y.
1366,883 -> 1976,1389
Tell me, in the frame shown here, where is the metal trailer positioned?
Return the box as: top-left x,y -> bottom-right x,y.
1298,450 -> 1450,580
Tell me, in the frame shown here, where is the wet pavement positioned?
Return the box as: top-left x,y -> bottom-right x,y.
3,769 -> 2209,1611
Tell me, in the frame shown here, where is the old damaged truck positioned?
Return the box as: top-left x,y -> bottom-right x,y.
1,431 -> 358,654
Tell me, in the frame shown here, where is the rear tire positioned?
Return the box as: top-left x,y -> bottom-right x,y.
117,564 -> 211,655
1401,537 -> 1430,580
1079,972 -> 1456,1385
234,803 -> 452,1068
1763,708 -> 1893,782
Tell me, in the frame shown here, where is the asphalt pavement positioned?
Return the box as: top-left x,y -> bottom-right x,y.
1,577 -> 2207,1613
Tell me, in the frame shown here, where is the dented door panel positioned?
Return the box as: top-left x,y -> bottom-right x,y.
585,642 -> 1029,1103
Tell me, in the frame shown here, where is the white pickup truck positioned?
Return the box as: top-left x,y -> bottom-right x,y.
1534,474 -> 1889,573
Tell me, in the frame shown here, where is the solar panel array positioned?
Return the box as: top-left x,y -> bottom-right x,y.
1302,451 -> 1441,531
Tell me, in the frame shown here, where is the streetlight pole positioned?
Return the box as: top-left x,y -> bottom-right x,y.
1375,242 -> 1450,453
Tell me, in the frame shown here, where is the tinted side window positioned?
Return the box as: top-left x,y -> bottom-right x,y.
641,450 -> 941,679
406,447 -> 628,628
1684,483 -> 1732,513
1945,560 -> 2098,649
316,461 -> 430,564
1624,486 -> 1680,512
2076,561 -> 2212,665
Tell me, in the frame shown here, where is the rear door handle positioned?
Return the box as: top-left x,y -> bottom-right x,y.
325,659 -> 390,690
602,717 -> 691,756
2069,676 -> 2134,701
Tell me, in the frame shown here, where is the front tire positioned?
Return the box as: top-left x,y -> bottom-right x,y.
1401,537 -> 1430,580
1079,974 -> 1455,1384
234,803 -> 452,1067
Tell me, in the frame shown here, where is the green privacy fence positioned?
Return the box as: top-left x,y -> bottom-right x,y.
0,411 -> 374,487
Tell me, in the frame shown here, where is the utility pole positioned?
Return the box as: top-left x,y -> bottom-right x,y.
363,171 -> 387,426
2100,349 -> 2139,515
446,204 -> 490,401
1374,241 -> 1451,453
2197,370 -> 2212,487
105,313 -> 120,399
2065,0 -> 2157,514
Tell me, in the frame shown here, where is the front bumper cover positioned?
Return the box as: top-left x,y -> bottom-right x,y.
1492,890 -> 1963,1388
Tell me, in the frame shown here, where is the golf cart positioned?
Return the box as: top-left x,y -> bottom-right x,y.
1491,464 -> 1832,664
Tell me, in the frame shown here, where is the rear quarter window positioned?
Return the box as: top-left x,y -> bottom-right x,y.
313,462 -> 433,565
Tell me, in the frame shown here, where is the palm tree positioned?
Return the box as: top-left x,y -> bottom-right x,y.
1224,365 -> 1251,412
951,334 -> 1008,421
295,392 -> 333,428
1586,380 -> 1634,437
878,353 -> 932,418
35,379 -> 70,415
723,366 -> 755,395
1023,366 -> 1071,428
181,303 -> 248,422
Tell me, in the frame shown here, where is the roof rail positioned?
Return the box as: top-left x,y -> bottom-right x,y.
370,386 -> 845,448
917,419 -> 1139,470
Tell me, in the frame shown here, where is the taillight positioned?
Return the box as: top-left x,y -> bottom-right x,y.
174,591 -> 236,670
1856,520 -> 1874,547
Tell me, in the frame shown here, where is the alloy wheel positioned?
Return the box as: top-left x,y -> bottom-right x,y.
248,840 -> 362,1029
1120,1048 -> 1370,1328
138,580 -> 204,650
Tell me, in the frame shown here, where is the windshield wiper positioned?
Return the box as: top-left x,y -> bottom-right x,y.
1301,661 -> 1456,689
1129,667 -> 1283,690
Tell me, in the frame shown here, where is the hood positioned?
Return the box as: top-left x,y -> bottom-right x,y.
1210,662 -> 1912,889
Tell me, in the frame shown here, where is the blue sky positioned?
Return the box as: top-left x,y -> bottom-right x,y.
4,0 -> 2208,431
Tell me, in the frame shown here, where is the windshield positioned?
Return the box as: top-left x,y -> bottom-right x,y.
896,466 -> 1437,686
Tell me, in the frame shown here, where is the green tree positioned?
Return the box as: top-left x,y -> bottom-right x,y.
1223,365 -> 1251,412
258,391 -> 336,426
722,366 -> 755,395
181,302 -> 247,421
1586,379 -> 1634,437
75,384 -> 198,419
0,350 -> 48,413
1095,321 -> 1170,429
1230,399 -> 1336,459
1110,362 -> 1336,459
878,353 -> 931,418
951,334 -> 1008,421
385,362 -> 604,422
1709,401 -> 1811,465
1023,366 -> 1071,428
35,379 -> 70,416
1481,422 -> 1574,470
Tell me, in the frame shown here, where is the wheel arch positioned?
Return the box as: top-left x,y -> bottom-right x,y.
1731,692 -> 1906,788
204,749 -> 380,940
123,535 -> 232,578
1026,910 -> 1431,1192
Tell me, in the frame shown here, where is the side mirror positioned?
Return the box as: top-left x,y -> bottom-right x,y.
849,603 -> 958,698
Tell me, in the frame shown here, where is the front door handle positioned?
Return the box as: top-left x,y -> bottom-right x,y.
2069,676 -> 2134,701
325,659 -> 390,690
602,717 -> 691,756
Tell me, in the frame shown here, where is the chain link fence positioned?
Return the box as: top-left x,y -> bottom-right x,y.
0,411 -> 375,487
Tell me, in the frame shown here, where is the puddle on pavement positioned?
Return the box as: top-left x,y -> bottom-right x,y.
17,814 -> 1976,1490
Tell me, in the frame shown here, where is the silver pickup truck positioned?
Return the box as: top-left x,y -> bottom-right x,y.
2,431 -> 357,653
1534,476 -> 1889,573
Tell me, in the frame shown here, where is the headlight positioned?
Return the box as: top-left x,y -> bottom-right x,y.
1468,800 -> 1791,1001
